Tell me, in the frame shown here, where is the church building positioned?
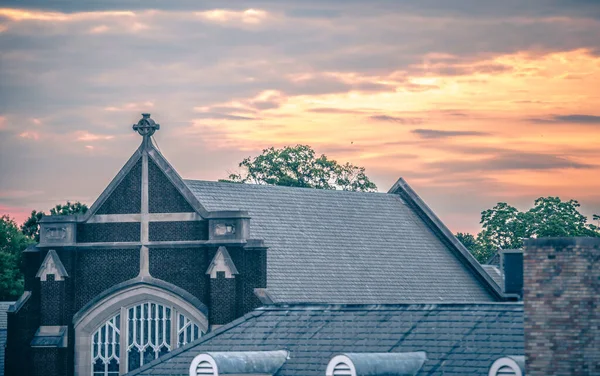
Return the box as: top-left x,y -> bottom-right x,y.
5,114 -> 513,376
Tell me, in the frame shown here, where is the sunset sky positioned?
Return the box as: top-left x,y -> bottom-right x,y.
1,1 -> 599,234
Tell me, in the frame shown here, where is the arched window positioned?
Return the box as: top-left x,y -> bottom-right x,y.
92,313 -> 120,376
75,284 -> 208,376
90,301 -> 204,375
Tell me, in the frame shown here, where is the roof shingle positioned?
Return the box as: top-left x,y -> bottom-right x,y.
185,180 -> 494,303
129,303 -> 524,376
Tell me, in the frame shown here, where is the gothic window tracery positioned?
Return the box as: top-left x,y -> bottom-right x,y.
91,301 -> 204,375
92,313 -> 120,376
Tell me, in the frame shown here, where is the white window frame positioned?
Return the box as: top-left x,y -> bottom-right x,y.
75,285 -> 208,376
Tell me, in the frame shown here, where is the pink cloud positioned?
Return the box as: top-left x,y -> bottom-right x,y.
19,131 -> 40,140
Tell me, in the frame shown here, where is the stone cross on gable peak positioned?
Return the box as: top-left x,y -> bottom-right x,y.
133,113 -> 160,139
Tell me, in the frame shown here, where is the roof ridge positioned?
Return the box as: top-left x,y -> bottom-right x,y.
183,179 -> 390,195
257,302 -> 524,311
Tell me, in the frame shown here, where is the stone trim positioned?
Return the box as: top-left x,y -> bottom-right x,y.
36,249 -> 69,281
7,291 -> 31,313
206,247 -> 238,279
147,147 -> 210,218
74,284 -> 209,376
388,177 -> 509,300
87,213 -> 203,223
81,148 -> 142,222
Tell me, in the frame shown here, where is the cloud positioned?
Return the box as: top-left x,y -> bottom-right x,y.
369,115 -> 424,124
192,112 -> 257,121
0,8 -> 135,21
527,114 -> 600,124
195,9 -> 268,25
74,131 -> 115,142
411,129 -> 490,139
427,152 -> 594,172
104,102 -> 155,112
1,1 -> 600,231
18,131 -> 40,140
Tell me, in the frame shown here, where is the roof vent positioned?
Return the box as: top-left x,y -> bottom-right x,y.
194,359 -> 216,376
488,356 -> 525,376
189,351 -> 288,376
331,359 -> 354,376
326,352 -> 427,376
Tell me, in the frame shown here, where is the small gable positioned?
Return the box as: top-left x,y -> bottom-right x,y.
96,158 -> 142,214
148,157 -> 194,213
206,246 -> 239,279
36,250 -> 69,281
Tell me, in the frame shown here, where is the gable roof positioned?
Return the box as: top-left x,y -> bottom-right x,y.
185,180 -> 500,303
79,136 -> 209,222
128,302 -> 524,376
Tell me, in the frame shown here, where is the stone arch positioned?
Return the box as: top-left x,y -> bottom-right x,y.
73,278 -> 208,376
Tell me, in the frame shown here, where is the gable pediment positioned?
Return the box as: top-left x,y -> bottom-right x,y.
36,249 -> 69,281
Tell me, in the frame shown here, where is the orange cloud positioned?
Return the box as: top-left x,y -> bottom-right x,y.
195,9 -> 269,25
0,8 -> 135,22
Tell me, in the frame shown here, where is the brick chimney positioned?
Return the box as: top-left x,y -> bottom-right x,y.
523,238 -> 600,376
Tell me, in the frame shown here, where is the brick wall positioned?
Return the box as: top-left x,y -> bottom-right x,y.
148,158 -> 193,213
31,348 -> 67,376
209,272 -> 236,325
77,222 -> 140,243
40,276 -> 64,325
73,248 -> 139,311
524,237 -> 600,376
5,293 -> 39,376
149,221 -> 208,241
96,159 -> 141,214
149,248 -> 208,302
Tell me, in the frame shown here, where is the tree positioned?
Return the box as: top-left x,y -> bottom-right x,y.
21,201 -> 88,242
527,197 -> 599,238
478,202 -> 529,252
457,197 -> 600,263
224,145 -> 377,192
0,215 -> 33,300
456,232 -> 495,263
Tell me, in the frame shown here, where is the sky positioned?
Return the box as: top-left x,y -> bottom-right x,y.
1,0 -> 600,234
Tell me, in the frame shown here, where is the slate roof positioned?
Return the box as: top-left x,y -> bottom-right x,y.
0,301 -> 14,376
0,329 -> 5,376
129,303 -> 524,376
185,180 -> 495,303
482,265 -> 503,288
0,302 -> 13,329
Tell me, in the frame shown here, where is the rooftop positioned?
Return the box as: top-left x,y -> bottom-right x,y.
128,302 -> 524,376
185,179 -> 497,303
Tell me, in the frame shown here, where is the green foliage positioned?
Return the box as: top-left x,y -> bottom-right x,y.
0,215 -> 33,300
457,197 -> 600,263
21,201 -> 88,242
479,202 -> 529,251
225,145 -> 377,192
21,210 -> 44,242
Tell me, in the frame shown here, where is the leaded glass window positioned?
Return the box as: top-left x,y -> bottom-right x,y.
92,313 -> 120,376
127,302 -> 173,372
177,313 -> 201,347
91,301 -> 204,375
